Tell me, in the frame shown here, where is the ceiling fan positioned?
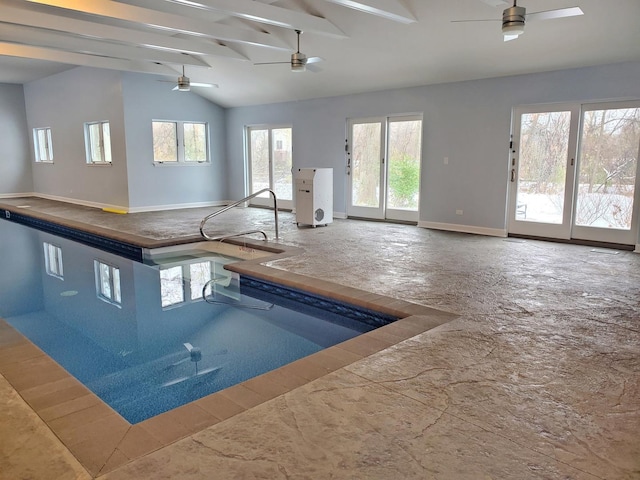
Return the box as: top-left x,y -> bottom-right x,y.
160,66 -> 218,91
453,1 -> 584,41
255,30 -> 323,72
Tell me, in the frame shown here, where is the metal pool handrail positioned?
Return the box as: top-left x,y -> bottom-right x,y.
202,279 -> 274,310
199,188 -> 279,241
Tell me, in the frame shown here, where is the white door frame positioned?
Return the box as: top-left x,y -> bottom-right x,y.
507,104 -> 580,239
346,117 -> 386,219
508,101 -> 640,246
346,115 -> 422,222
571,100 -> 640,245
246,125 -> 293,210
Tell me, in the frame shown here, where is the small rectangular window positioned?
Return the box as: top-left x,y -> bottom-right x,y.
43,242 -> 63,279
160,266 -> 184,307
152,121 -> 178,162
85,121 -> 112,164
94,260 -> 121,306
184,122 -> 207,162
34,127 -> 54,162
190,261 -> 211,300
152,120 -> 209,164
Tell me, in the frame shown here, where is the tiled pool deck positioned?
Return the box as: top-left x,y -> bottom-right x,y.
0,197 -> 639,479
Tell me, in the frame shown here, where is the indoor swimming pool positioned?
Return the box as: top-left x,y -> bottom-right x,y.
0,218 -> 397,423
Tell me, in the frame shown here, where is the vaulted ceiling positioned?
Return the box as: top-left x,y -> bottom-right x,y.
1,0 -> 639,107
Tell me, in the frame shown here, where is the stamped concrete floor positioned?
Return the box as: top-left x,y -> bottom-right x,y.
0,198 -> 639,479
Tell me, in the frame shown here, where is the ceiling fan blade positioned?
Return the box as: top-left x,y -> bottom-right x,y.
503,34 -> 520,42
527,6 -> 583,22
191,82 -> 218,88
451,18 -> 501,23
479,0 -> 508,6
254,61 -> 291,66
306,57 -> 324,65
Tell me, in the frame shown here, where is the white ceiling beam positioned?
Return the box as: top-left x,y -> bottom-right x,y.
0,3 -> 247,60
0,23 -> 209,67
322,0 -> 416,24
0,42 -> 177,75
117,0 -> 282,23
130,0 -> 347,38
23,0 -> 290,50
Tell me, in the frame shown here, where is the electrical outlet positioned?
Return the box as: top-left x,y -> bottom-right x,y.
444,157 -> 449,165
456,209 -> 463,215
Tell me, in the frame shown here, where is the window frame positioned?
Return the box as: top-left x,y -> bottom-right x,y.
94,260 -> 122,307
152,120 -> 210,166
245,124 -> 294,210
84,120 -> 112,165
43,242 -> 64,280
33,127 -> 54,163
159,259 -> 233,309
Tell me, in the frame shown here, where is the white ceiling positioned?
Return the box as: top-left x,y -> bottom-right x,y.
1,0 -> 639,108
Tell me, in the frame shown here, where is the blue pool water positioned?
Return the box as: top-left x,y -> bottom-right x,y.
0,217 -> 396,423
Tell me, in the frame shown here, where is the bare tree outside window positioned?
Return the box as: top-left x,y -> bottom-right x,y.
272,128 -> 292,201
153,121 -> 178,162
576,107 -> 639,230
516,111 -> 571,224
250,129 -> 270,196
184,122 -> 207,162
352,122 -> 381,207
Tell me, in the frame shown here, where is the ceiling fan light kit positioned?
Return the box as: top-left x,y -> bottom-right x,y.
291,52 -> 307,72
177,75 -> 190,91
502,4 -> 525,37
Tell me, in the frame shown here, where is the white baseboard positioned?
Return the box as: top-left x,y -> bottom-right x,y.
418,221 -> 507,238
3,193 -> 229,214
635,244 -> 639,254
33,193 -> 129,212
128,200 -> 228,213
333,211 -> 347,219
0,192 -> 36,199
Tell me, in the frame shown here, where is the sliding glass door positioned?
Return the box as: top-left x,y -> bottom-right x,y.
572,103 -> 640,244
508,101 -> 640,245
347,115 -> 422,222
246,126 -> 293,210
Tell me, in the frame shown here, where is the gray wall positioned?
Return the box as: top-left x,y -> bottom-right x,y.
121,72 -> 227,210
8,60 -> 640,235
226,61 -> 640,232
20,68 -> 227,210
0,84 -> 32,195
23,67 -> 130,207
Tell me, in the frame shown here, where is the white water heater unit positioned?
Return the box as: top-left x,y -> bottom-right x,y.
294,168 -> 333,227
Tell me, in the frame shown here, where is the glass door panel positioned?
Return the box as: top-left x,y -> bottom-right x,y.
516,111 -> 571,224
247,126 -> 293,209
387,118 -> 421,222
508,105 -> 579,239
272,128 -> 293,202
347,116 -> 422,221
347,119 -> 384,219
249,129 -> 269,196
572,104 -> 640,244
